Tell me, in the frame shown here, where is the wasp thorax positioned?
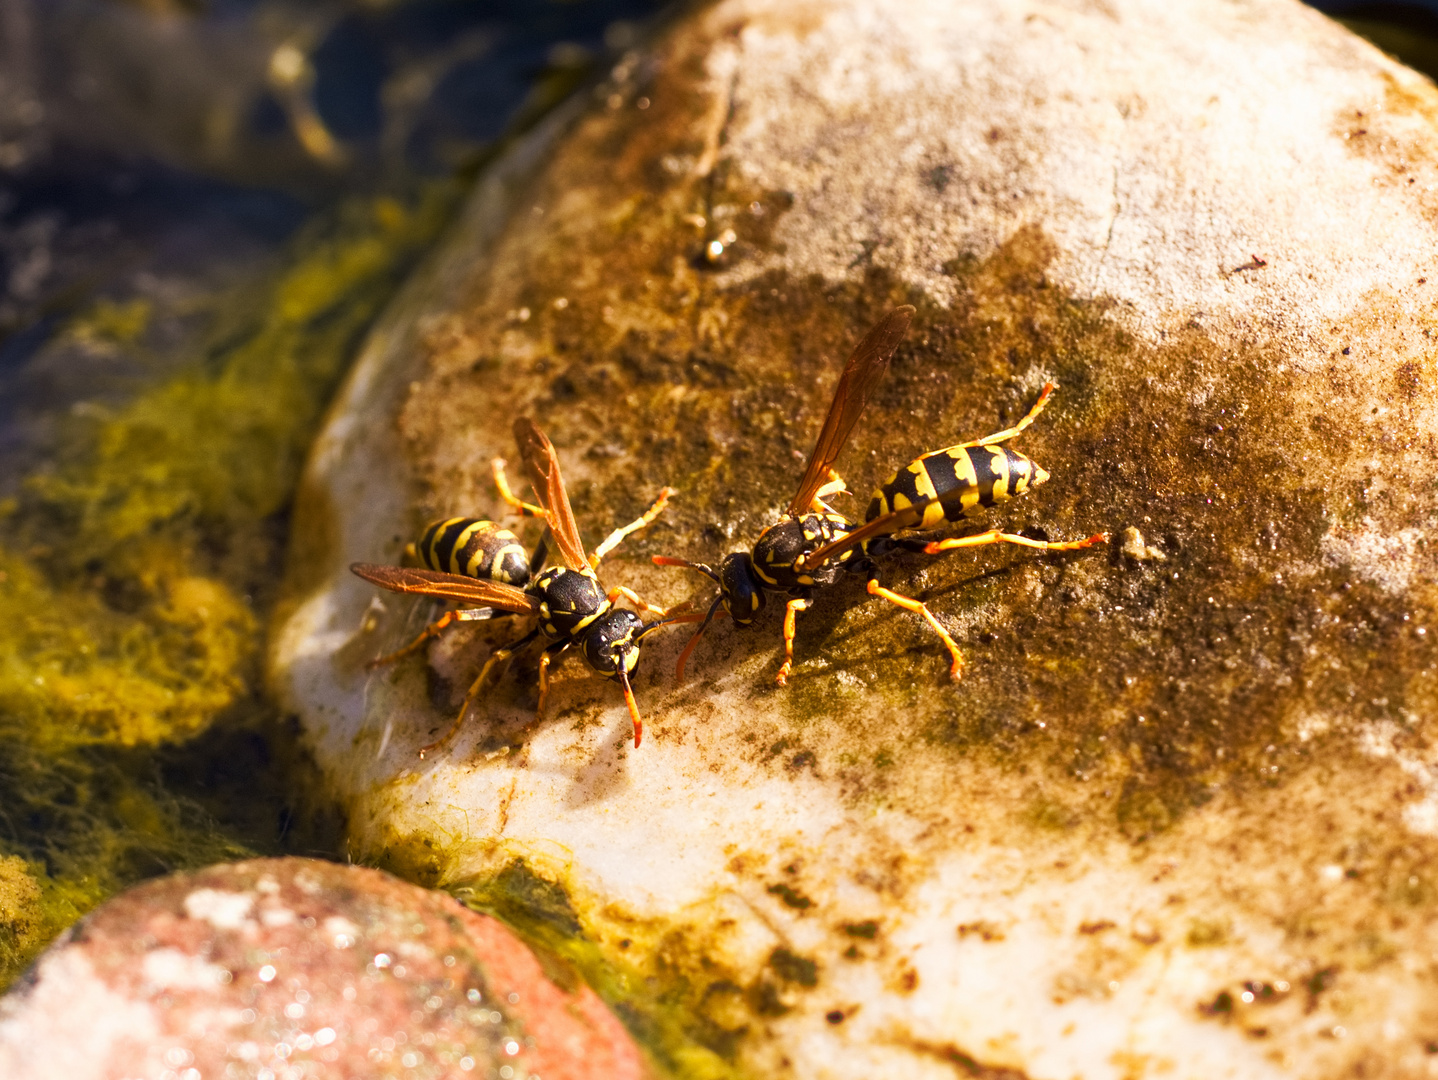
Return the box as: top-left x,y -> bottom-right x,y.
532,567 -> 608,637
752,516 -> 852,590
581,609 -> 644,676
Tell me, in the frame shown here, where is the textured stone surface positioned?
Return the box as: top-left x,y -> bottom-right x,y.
0,858 -> 648,1080
274,0 -> 1438,1076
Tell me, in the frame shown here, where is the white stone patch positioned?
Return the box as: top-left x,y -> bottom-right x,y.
259,904 -> 297,929
1356,720 -> 1438,836
140,947 -> 231,991
1320,519 -> 1426,595
0,948 -> 161,1080
182,888 -> 255,930
324,915 -> 360,949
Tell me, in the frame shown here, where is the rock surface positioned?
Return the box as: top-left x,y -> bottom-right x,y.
275,0 -> 1438,1076
0,857 -> 648,1080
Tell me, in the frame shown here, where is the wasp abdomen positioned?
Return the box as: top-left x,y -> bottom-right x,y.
868,445 -> 1050,527
417,517 -> 529,585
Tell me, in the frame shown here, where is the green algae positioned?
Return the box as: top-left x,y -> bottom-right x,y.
356,839 -> 793,1077
0,184 -> 456,990
0,733 -> 258,982
0,547 -> 255,749
0,857 -> 47,982
5,190 -> 452,750
451,859 -> 750,1080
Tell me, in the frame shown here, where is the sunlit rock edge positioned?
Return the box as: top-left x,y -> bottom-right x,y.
274,1 -> 1438,1077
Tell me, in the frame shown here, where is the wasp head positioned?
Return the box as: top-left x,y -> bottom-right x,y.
716,551 -> 766,624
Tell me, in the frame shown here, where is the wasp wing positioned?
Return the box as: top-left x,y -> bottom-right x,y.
350,563 -> 540,615
794,501 -> 931,572
512,418 -> 590,572
786,305 -> 914,518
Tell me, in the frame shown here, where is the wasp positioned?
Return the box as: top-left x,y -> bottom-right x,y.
655,306 -> 1107,684
352,418 -> 689,753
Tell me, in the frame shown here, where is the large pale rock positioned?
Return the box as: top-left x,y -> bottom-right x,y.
275,0 -> 1438,1076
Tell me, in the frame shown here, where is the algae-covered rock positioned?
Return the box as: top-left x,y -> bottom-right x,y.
275,0 -> 1438,1075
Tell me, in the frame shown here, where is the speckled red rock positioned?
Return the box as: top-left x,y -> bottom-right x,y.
0,857 -> 649,1080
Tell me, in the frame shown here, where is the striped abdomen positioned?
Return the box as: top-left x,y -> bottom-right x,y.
414,517 -> 529,585
867,445 -> 1050,528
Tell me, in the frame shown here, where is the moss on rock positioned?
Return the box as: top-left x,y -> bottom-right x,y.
0,857 -> 47,983
0,186 -> 453,990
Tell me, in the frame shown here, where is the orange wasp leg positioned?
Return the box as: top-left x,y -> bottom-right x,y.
962,381 -> 1056,448
417,646 -> 513,759
775,597 -> 813,686
607,584 -> 674,617
416,626 -> 540,759
866,578 -> 965,680
590,487 -> 678,569
810,469 -> 850,515
923,530 -> 1109,555
536,642 -> 569,719
674,626 -> 705,682
491,457 -> 547,517
619,670 -> 644,748
367,607 -> 494,670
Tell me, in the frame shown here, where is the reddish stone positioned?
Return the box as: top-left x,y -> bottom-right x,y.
0,857 -> 650,1080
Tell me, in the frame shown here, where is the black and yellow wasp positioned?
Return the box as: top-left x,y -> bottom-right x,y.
655,306 -> 1106,684
352,418 -> 690,752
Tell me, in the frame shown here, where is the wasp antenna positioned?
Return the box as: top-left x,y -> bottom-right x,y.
652,554 -> 722,584
634,610 -> 707,642
618,668 -> 643,748
675,628 -> 705,683
672,595 -> 725,681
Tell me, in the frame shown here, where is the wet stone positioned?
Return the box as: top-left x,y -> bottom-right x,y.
0,858 -> 649,1080
275,0 -> 1438,1076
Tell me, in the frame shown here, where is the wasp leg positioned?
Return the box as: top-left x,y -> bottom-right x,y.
775,597 -> 814,686
589,487 -> 678,569
866,577 -> 965,680
809,469 -> 852,515
963,381 -> 1057,447
492,457 -> 547,517
367,607 -> 495,670
923,529 -> 1109,555
418,627 -> 538,758
606,584 -> 674,617
536,641 -> 570,719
